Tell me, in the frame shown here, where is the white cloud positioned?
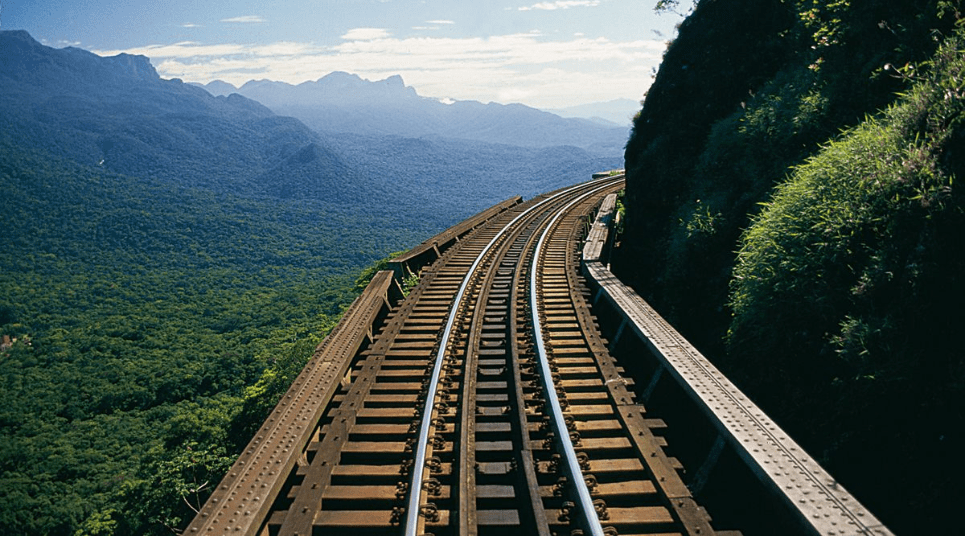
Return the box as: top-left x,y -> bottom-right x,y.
519,1 -> 601,11
221,15 -> 265,23
341,28 -> 391,40
98,41 -> 249,58
426,20 -> 455,24
93,31 -> 663,108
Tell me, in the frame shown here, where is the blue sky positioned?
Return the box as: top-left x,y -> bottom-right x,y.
3,1 -> 683,108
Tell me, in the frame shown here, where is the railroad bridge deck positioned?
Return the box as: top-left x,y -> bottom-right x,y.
187,176 -> 892,536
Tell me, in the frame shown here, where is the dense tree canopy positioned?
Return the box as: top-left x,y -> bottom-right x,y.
0,143 -> 396,535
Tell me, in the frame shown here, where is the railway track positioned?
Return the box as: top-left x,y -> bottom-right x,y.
188,175 -> 891,536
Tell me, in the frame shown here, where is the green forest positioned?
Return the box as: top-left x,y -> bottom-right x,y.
619,1 -> 964,532
0,29 -> 623,535
0,142 -> 416,535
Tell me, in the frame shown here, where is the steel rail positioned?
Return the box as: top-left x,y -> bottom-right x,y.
404,178 -> 615,535
529,186 -> 615,536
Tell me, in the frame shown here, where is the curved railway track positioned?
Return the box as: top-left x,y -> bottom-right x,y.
188,175 -> 890,536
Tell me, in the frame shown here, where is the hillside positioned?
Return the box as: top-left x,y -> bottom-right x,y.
0,140 -> 384,535
618,1 -> 964,532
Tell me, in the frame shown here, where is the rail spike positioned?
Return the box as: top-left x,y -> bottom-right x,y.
419,503 -> 440,522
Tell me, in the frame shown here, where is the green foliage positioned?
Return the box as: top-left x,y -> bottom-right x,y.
654,0 -> 679,14
728,30 -> 965,530
401,269 -> 421,297
614,190 -> 626,238
938,0 -> 964,22
623,0 -> 959,349
654,0 -> 695,16
227,336 -> 328,446
680,199 -> 722,239
117,442 -> 234,534
74,508 -> 118,536
794,0 -> 851,48
730,32 -> 965,361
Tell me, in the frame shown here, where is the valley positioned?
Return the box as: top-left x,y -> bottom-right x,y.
0,29 -> 623,535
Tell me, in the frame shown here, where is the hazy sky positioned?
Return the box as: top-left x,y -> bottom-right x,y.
2,0 -> 682,108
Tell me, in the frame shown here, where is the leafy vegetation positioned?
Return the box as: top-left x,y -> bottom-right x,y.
620,1 -> 964,531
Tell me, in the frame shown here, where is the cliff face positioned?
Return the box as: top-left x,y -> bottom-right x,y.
619,0 -> 795,351
618,1 -> 963,532
619,1 -> 941,340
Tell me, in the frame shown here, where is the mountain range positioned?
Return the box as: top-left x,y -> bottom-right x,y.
1,29 -> 622,218
197,73 -> 629,157
0,30 -> 341,194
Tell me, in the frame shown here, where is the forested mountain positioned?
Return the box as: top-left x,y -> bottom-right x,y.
0,29 -> 619,535
0,29 -> 620,214
618,1 -> 964,532
199,73 -> 628,156
0,30 -> 387,203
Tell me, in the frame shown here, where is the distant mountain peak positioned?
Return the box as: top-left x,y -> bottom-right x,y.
318,71 -> 363,83
1,29 -> 36,44
195,79 -> 238,96
544,98 -> 640,126
209,69 -> 626,156
382,74 -> 405,87
314,72 -> 414,96
225,71 -> 420,110
104,52 -> 159,81
240,78 -> 277,91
